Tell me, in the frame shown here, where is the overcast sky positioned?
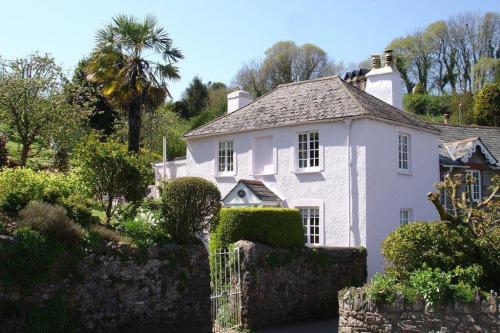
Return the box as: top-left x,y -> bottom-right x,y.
1,0 -> 498,99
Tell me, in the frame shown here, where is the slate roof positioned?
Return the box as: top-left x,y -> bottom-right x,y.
433,124 -> 500,165
238,180 -> 281,202
184,76 -> 436,138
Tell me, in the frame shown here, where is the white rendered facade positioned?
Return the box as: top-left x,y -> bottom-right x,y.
184,118 -> 439,276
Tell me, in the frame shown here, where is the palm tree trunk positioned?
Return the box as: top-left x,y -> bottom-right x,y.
127,102 -> 142,153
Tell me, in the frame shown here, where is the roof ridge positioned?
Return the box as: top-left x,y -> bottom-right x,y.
184,76 -> 342,137
277,75 -> 340,88
432,123 -> 500,130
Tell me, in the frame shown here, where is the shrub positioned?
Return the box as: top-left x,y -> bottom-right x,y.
160,177 -> 221,244
0,168 -> 89,217
382,221 -> 477,280
409,267 -> 451,306
73,136 -> 152,224
366,273 -> 399,303
0,227 -> 64,289
210,208 -> 304,253
18,202 -> 83,246
474,83 -> 500,126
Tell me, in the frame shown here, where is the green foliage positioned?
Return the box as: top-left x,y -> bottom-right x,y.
366,273 -> 399,303
409,267 -> 451,305
0,168 -> 90,217
0,54 -> 88,166
65,57 -> 118,136
141,104 -> 189,159
27,294 -> 75,333
0,227 -> 64,289
0,132 -> 8,168
403,94 -> 450,116
210,208 -> 304,253
474,83 -> 500,126
73,136 -> 152,223
160,177 -> 221,244
381,221 -> 477,280
18,202 -> 83,246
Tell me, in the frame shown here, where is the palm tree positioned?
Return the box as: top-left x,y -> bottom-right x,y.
86,15 -> 183,152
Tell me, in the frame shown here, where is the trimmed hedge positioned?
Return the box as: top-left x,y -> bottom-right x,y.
210,208 -> 304,252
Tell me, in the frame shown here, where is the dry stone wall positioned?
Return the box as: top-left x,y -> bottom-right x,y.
235,240 -> 367,330
338,287 -> 499,333
0,242 -> 211,333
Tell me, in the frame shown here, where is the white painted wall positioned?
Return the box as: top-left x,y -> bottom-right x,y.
362,120 -> 439,276
184,118 -> 439,276
154,160 -> 187,185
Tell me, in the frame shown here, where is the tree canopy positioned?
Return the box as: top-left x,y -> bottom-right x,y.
0,54 -> 87,167
86,14 -> 183,153
233,41 -> 344,97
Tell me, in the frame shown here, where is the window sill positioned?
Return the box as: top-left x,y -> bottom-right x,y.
293,168 -> 322,175
215,173 -> 236,178
250,171 -> 276,176
397,169 -> 412,176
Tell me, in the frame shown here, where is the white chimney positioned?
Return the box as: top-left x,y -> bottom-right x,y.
227,90 -> 252,113
364,50 -> 403,110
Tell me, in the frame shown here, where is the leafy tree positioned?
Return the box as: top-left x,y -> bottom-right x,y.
233,41 -> 344,97
73,136 -> 151,224
86,15 -> 183,153
182,76 -> 208,118
189,82 -> 229,129
141,103 -> 189,158
474,83 -> 500,126
0,54 -> 86,166
65,58 -> 118,136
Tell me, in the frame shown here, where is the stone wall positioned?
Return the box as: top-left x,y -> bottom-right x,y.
235,240 -> 367,330
338,287 -> 499,333
0,242 -> 211,333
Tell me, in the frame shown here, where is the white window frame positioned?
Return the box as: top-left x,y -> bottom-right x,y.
292,130 -> 323,173
289,198 -> 324,246
298,207 -> 321,246
215,140 -> 236,177
466,170 -> 481,202
399,209 -> 412,226
397,132 -> 411,174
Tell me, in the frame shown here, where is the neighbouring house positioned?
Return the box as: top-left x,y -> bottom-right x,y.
154,50 -> 445,276
433,124 -> 500,206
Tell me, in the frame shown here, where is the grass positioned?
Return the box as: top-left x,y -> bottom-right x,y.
0,122 -> 52,169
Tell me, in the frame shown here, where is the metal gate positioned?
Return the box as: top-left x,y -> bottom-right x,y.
210,247 -> 242,332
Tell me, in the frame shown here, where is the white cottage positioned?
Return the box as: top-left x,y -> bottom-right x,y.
157,51 -> 440,276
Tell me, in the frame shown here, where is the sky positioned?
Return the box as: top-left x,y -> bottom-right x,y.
0,0 -> 498,100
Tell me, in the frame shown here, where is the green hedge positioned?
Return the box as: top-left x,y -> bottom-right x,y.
210,207 -> 304,252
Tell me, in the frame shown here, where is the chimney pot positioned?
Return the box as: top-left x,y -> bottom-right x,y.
384,49 -> 394,67
371,55 -> 381,70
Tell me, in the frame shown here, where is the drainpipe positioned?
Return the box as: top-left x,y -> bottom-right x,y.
344,119 -> 353,247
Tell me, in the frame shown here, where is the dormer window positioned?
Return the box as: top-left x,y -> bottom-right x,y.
218,140 -> 234,173
298,131 -> 319,169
